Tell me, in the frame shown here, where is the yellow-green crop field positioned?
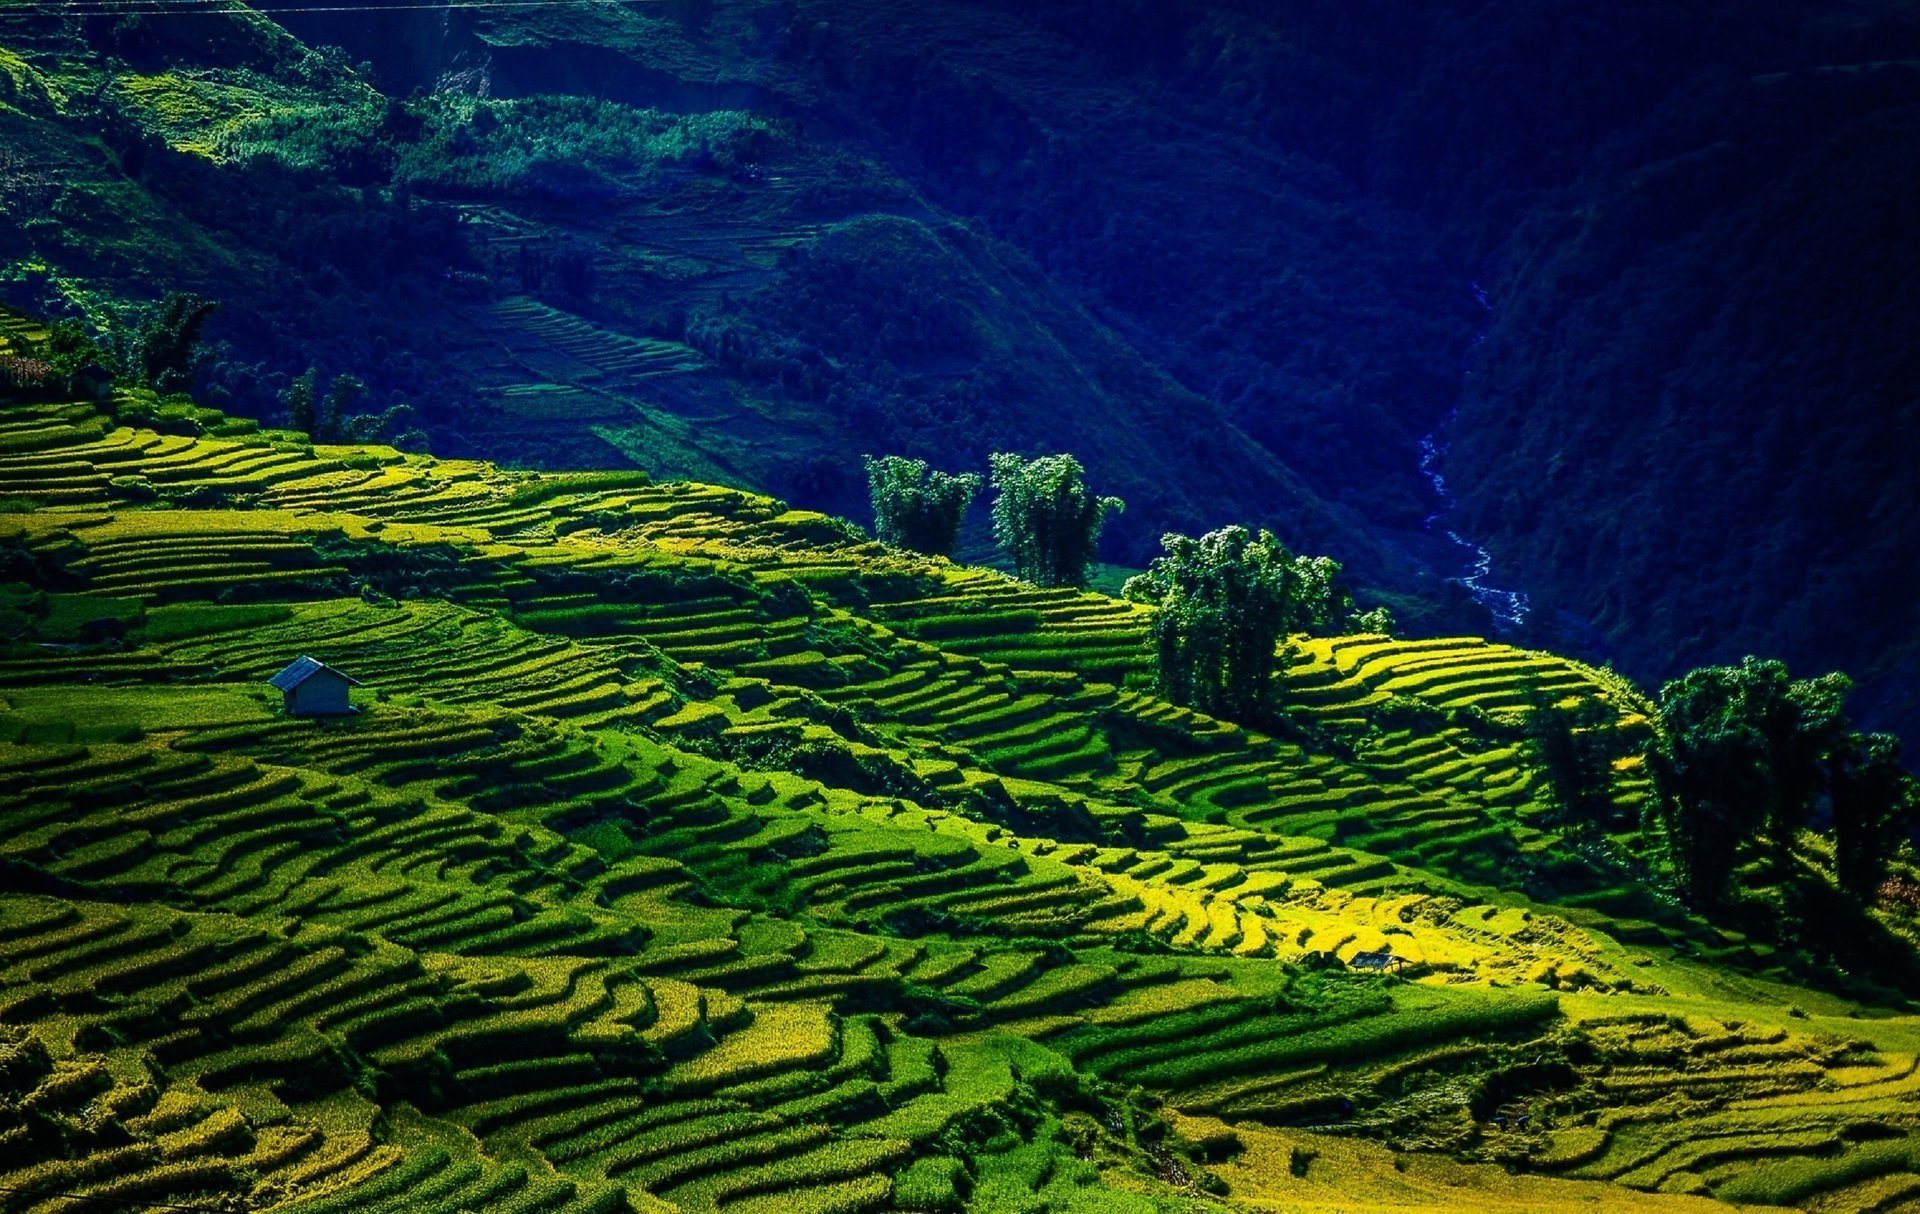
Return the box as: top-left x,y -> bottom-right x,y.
4,380 -> 1920,1214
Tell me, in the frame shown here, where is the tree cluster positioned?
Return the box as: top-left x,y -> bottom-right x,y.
1123,525 -> 1393,725
1,319 -> 117,401
4,293 -> 222,404
281,367 -> 427,450
863,456 -> 981,557
1652,656 -> 1918,907
862,452 -> 1403,728
95,293 -> 218,395
988,453 -> 1123,589
862,451 -> 1122,589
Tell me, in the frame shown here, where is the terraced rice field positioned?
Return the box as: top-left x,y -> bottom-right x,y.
3,389 -> 1920,1214
491,297 -> 707,387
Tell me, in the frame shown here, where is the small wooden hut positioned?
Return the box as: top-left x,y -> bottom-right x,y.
269,656 -> 361,717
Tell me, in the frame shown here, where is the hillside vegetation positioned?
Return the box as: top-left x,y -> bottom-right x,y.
6,318 -> 1920,1212
0,1 -> 1440,598
10,0 -> 1916,742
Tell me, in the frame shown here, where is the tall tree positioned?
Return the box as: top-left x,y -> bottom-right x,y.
1652,659 -> 1796,904
1123,527 -> 1287,722
283,367 -> 318,439
1651,656 -> 1887,907
319,373 -> 366,444
1778,672 -> 1856,836
988,453 -> 1122,589
131,293 -> 218,394
1831,732 -> 1917,899
864,455 -> 981,556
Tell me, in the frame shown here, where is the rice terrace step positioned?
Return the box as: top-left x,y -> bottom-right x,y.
1,384 -> 1917,1214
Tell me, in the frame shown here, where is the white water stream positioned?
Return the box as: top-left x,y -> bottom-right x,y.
1416,284 -> 1530,630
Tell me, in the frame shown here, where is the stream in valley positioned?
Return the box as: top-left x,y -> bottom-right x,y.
1416,283 -> 1531,631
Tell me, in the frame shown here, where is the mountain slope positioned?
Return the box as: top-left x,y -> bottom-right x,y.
6,0 -> 1920,734
5,365 -> 1920,1212
1448,53 -> 1920,738
381,0 -> 1920,736
0,3 -> 1455,601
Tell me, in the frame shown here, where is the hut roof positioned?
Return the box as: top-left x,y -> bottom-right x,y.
269,656 -> 361,692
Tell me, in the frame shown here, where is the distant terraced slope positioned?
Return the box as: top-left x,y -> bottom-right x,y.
4,386 -> 1920,1214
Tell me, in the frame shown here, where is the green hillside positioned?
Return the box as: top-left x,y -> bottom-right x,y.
9,0 -> 1920,745
6,327 -> 1920,1213
0,2 -> 1436,601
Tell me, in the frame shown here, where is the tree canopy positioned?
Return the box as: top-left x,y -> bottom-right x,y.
320,373 -> 366,443
864,455 -> 981,556
283,367 -> 319,439
276,368 -> 427,450
1832,731 -> 1918,899
1123,525 -> 1393,724
128,293 -> 219,394
988,453 -> 1122,589
1652,656 -> 1916,905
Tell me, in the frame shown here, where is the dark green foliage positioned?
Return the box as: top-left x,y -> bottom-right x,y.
1524,696 -> 1617,830
1124,525 -> 1395,724
1288,555 -> 1388,637
1121,527 -> 1301,723
0,534 -> 81,592
1651,656 -> 1912,908
283,367 -> 426,449
319,372 -> 365,443
864,455 -> 980,556
283,366 -> 318,438
1832,733 -> 1918,899
988,453 -> 1122,589
390,96 -> 780,198
127,292 -> 219,393
341,400 -> 429,452
1652,658 -> 1824,904
1,319 -> 116,402
1352,604 -> 1395,636
33,320 -> 117,384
